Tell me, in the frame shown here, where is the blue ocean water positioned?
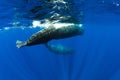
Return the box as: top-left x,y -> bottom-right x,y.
0,0 -> 120,80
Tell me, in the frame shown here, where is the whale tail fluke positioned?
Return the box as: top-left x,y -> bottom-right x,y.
16,40 -> 26,48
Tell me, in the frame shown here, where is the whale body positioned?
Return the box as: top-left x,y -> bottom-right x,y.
16,23 -> 84,48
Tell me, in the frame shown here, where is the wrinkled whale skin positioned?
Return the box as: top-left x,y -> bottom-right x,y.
26,24 -> 84,46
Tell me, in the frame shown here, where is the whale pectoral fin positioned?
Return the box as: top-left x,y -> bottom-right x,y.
16,40 -> 27,48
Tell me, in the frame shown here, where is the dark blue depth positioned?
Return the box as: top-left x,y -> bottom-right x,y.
0,0 -> 120,80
